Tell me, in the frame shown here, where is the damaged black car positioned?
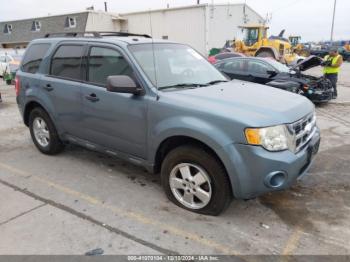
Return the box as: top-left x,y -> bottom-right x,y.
214,55 -> 334,103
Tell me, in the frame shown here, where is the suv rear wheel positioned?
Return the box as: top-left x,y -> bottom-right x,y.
161,145 -> 232,215
29,107 -> 64,155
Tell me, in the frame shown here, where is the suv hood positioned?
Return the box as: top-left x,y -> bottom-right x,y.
162,80 -> 314,127
291,55 -> 322,71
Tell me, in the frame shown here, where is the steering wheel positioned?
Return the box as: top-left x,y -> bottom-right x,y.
181,69 -> 194,77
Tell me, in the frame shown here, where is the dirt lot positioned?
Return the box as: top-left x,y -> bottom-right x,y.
0,64 -> 349,255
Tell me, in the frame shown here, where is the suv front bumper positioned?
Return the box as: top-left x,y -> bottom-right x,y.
220,127 -> 320,199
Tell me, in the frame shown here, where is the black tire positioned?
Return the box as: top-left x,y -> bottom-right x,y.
161,145 -> 232,216
29,107 -> 64,155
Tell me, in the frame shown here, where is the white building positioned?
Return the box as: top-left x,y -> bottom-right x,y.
0,3 -> 263,54
119,4 -> 264,54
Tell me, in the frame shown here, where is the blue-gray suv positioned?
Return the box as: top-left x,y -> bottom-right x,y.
16,32 -> 320,215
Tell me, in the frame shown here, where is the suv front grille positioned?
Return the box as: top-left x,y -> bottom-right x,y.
288,113 -> 316,153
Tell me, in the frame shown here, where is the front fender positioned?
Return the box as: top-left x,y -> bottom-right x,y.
150,116 -> 233,156
148,116 -> 243,197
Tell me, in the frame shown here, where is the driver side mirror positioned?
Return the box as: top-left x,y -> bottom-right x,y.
266,70 -> 277,77
107,75 -> 144,95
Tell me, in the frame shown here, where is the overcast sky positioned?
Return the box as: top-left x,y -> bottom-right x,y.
0,0 -> 348,42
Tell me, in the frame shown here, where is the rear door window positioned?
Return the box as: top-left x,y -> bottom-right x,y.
50,45 -> 85,81
87,46 -> 133,86
21,43 -> 50,73
222,59 -> 247,73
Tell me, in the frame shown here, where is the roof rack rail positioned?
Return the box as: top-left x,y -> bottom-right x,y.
44,32 -> 101,38
98,31 -> 152,38
44,31 -> 152,39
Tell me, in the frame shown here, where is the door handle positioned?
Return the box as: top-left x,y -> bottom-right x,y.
43,84 -> 54,91
85,93 -> 99,102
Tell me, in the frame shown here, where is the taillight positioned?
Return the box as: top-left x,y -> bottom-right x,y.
208,56 -> 217,64
15,76 -> 21,96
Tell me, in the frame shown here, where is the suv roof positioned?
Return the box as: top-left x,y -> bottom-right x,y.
44,31 -> 152,39
30,31 -> 172,46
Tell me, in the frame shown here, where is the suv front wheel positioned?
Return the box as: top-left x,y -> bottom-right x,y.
161,145 -> 232,215
29,107 -> 64,155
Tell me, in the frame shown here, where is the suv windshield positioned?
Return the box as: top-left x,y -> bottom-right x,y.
128,43 -> 226,90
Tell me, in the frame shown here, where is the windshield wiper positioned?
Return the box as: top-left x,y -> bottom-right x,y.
205,80 -> 229,85
158,83 -> 208,90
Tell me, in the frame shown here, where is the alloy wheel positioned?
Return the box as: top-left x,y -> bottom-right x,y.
33,117 -> 50,147
169,163 -> 212,209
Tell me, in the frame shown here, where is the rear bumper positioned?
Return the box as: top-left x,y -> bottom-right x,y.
219,127 -> 321,199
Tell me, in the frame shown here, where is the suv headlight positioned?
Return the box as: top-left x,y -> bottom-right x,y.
245,125 -> 292,151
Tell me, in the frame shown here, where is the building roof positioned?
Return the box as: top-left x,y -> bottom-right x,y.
121,3 -> 264,21
0,10 -> 123,23
0,10 -> 129,46
0,12 -> 89,45
121,3 -> 208,15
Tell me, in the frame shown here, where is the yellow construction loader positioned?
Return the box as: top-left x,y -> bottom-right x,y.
233,25 -> 297,64
289,36 -> 310,57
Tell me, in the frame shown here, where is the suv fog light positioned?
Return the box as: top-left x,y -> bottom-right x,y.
264,171 -> 287,188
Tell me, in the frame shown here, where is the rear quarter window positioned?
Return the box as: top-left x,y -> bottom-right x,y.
21,43 -> 51,73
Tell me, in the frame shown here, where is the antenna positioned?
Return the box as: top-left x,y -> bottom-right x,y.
243,0 -> 248,24
148,10 -> 159,93
263,12 -> 272,25
104,2 -> 108,12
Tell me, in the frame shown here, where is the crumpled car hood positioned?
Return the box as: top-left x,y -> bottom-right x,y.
292,55 -> 322,71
